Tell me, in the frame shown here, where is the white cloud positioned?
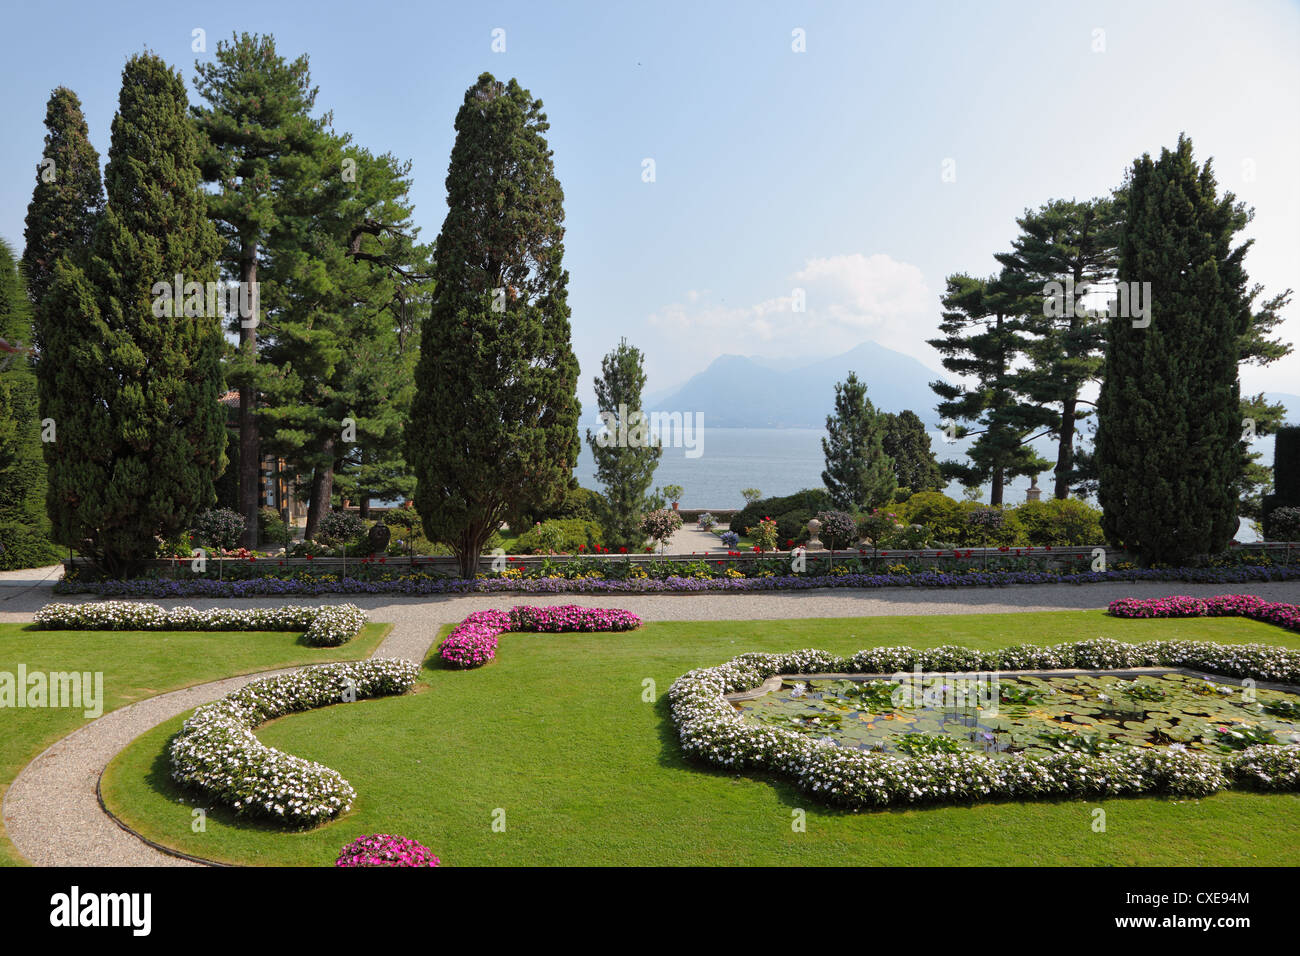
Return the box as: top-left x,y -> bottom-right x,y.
643,252 -> 937,385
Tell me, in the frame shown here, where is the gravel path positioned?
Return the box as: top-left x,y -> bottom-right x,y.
5,577 -> 1299,866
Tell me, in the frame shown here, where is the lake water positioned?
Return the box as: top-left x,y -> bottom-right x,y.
571,425 -> 1268,541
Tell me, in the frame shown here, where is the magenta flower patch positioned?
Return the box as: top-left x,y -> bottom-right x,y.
1108,594 -> 1300,634
335,833 -> 440,867
438,604 -> 642,668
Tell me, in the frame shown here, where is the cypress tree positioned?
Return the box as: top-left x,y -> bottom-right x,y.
879,409 -> 944,496
407,73 -> 581,577
38,53 -> 226,575
821,372 -> 896,509
0,239 -> 59,569
21,87 -> 103,310
586,337 -> 662,551
1096,135 -> 1251,564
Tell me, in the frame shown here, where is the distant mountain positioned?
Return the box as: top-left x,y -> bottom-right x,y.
646,341 -> 944,428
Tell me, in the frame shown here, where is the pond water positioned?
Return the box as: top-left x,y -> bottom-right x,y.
734,672 -> 1300,757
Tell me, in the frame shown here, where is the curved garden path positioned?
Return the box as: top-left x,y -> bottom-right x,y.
4,577 -> 1300,866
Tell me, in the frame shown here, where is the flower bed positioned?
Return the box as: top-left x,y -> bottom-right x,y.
169,659 -> 419,826
668,639 -> 1300,810
34,601 -> 367,647
51,563 -> 1300,598
438,604 -> 642,668
335,833 -> 441,867
1108,594 -> 1300,633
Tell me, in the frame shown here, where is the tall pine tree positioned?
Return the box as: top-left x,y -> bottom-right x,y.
407,73 -> 581,577
586,338 -> 662,550
1096,135 -> 1251,563
996,197 -> 1121,499
929,273 -> 1050,505
821,372 -> 896,509
37,53 -> 226,575
192,32 -> 333,547
21,87 -> 103,310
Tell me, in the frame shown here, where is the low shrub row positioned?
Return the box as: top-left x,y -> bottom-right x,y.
438,604 -> 642,668
668,638 -> 1300,811
34,601 -> 368,647
169,659 -> 419,826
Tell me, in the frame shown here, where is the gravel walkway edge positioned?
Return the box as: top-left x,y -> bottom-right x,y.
2,620 -> 437,867
7,579 -> 1300,867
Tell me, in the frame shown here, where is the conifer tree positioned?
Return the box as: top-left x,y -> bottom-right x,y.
586,338 -> 661,550
996,197 -> 1121,499
929,273 -> 1051,505
879,409 -> 944,496
37,53 -> 225,575
407,73 -> 581,577
21,87 -> 103,310
821,372 -> 896,509
0,239 -> 59,569
1096,135 -> 1251,563
192,32 -> 333,547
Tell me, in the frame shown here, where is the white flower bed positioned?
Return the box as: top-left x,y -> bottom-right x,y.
169,659 -> 419,825
34,601 -> 367,647
668,639 -> 1300,810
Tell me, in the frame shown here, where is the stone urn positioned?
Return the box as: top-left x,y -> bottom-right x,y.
368,521 -> 391,556
806,517 -> 824,551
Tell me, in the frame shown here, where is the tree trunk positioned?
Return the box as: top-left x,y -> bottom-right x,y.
304,440 -> 335,541
237,246 -> 260,548
991,466 -> 1004,506
359,495 -> 370,520
1054,396 -> 1077,499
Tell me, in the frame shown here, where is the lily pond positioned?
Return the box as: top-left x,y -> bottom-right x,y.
734,672 -> 1300,757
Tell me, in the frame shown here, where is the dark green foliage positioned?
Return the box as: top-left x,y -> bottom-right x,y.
192,32 -> 338,546
0,239 -> 60,569
821,372 -> 896,509
258,506 -> 292,547
729,488 -> 831,536
191,508 -> 246,551
929,273 -> 1051,505
996,198 -> 1121,499
513,518 -> 604,554
586,338 -> 661,550
1262,425 -> 1300,540
518,483 -> 602,527
1097,135 -> 1252,564
21,87 -> 103,309
36,54 -> 226,576
879,409 -> 944,495
407,74 -> 581,578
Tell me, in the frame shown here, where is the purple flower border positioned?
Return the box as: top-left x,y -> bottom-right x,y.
54,564 -> 1300,598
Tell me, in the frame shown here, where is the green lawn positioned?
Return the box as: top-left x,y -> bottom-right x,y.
101,610 -> 1300,866
0,621 -> 390,866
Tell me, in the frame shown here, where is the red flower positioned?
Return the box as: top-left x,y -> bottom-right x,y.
306,555 -> 314,561
578,545 -> 586,552
619,546 -> 628,553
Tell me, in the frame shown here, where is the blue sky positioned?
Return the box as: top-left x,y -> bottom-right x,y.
2,0 -> 1297,410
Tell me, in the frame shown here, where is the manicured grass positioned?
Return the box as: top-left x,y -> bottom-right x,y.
0,621 -> 390,866
102,610 -> 1300,866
